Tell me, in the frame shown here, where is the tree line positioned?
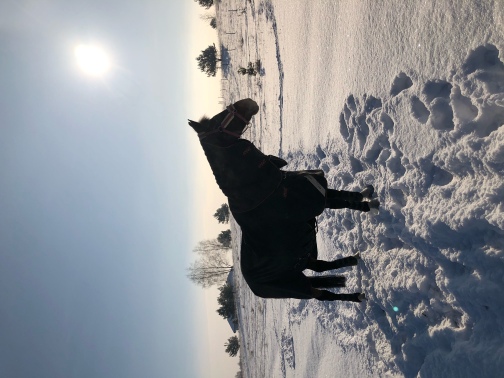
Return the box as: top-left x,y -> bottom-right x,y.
193,0 -> 259,79
190,4 -> 245,372
186,203 -> 240,359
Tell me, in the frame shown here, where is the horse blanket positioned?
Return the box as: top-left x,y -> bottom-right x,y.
234,171 -> 329,299
200,139 -> 283,214
201,134 -> 331,299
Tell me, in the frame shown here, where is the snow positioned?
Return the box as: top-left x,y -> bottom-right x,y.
214,1 -> 504,377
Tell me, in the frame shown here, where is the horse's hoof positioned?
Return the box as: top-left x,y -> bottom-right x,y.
360,185 -> 375,200
357,293 -> 366,302
353,252 -> 361,260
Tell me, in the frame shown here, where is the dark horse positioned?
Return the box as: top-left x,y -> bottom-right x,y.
189,99 -> 379,302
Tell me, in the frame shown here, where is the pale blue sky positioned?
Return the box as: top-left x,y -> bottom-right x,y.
0,1 -> 228,377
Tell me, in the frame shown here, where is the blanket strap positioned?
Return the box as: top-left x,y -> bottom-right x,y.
305,175 -> 326,197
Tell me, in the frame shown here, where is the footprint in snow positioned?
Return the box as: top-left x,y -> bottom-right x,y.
410,96 -> 430,124
422,79 -> 453,103
390,72 -> 413,97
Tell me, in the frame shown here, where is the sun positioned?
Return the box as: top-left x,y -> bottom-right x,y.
74,44 -> 112,76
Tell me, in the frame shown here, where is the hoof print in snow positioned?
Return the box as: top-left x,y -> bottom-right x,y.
411,96 -> 430,124
349,156 -> 364,173
342,218 -> 355,231
364,134 -> 390,163
346,94 -> 357,112
462,44 -> 503,76
386,147 -> 406,178
364,95 -> 383,113
463,44 -> 504,95
380,112 -> 395,132
316,145 -> 327,159
355,114 -> 370,149
422,80 -> 453,103
451,86 -> 479,123
452,44 -> 504,137
474,94 -> 504,137
364,139 -> 383,162
390,72 -> 413,97
377,148 -> 392,165
339,112 -> 352,141
430,165 -> 454,186
389,188 -> 407,207
430,98 -> 454,131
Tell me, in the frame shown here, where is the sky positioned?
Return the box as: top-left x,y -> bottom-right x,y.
0,1 -> 233,377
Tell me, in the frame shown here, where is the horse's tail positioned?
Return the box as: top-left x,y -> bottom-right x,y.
308,275 -> 346,288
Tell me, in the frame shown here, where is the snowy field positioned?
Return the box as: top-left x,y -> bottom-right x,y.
214,1 -> 504,377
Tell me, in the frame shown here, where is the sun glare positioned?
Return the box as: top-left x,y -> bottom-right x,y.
74,44 -> 112,76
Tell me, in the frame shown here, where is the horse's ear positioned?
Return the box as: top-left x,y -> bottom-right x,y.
188,119 -> 201,131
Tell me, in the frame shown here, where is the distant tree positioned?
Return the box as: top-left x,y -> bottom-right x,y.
194,0 -> 213,9
196,44 -> 221,77
214,203 -> 230,223
218,230 -> 232,248
235,360 -> 243,378
216,282 -> 235,319
225,336 -> 240,357
255,59 -> 261,72
193,239 -> 230,254
187,251 -> 232,288
187,240 -> 232,288
199,13 -> 217,29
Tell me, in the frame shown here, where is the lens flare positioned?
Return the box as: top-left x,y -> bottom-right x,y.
74,44 -> 112,76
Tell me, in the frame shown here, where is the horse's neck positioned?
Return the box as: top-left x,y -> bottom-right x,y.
200,139 -> 241,196
200,135 -> 237,148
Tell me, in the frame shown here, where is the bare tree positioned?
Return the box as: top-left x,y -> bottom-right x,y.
199,13 -> 217,29
187,242 -> 232,288
193,239 -> 230,254
187,255 -> 232,288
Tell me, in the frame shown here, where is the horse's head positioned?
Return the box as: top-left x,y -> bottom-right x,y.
188,98 -> 259,141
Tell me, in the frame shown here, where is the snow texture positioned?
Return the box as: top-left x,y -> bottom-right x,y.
215,1 -> 504,377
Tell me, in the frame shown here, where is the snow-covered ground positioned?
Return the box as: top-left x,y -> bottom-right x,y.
215,1 -> 504,377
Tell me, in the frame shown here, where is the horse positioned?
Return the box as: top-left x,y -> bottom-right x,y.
189,98 -> 378,302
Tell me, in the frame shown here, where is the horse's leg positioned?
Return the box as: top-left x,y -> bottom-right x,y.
325,197 -> 371,212
311,288 -> 363,302
325,186 -> 378,211
326,189 -> 364,202
306,256 -> 359,272
327,185 -> 374,201
308,275 -> 346,288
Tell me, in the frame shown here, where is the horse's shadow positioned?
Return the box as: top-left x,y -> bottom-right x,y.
220,44 -> 232,78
